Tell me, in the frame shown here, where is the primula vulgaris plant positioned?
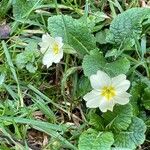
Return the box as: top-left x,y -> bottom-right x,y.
1,1 -> 150,149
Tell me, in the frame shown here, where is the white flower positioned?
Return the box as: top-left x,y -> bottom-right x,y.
83,70 -> 131,112
39,33 -> 63,68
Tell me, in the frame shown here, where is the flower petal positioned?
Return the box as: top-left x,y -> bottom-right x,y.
53,50 -> 63,63
99,98 -> 115,112
90,70 -> 111,90
112,74 -> 130,93
42,52 -> 53,68
83,90 -> 100,108
39,34 -> 54,54
113,92 -> 131,105
55,37 -> 63,48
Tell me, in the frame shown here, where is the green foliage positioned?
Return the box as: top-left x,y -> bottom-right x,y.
107,8 -> 150,45
76,76 -> 91,98
88,112 -> 104,130
0,74 -> 5,86
12,0 -> 42,19
0,0 -> 11,20
96,29 -> 109,44
48,15 -> 96,55
82,50 -> 130,77
114,117 -> 146,149
79,105 -> 146,150
15,41 -> 40,73
143,87 -> 150,110
102,104 -> 133,131
0,116 -> 76,150
105,57 -> 130,76
78,129 -> 114,150
129,78 -> 150,115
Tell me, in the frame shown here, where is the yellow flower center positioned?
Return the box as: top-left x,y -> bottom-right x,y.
101,86 -> 116,100
53,42 -> 59,54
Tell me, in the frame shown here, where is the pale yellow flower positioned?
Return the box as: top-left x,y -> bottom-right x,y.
83,70 -> 131,112
39,33 -> 63,68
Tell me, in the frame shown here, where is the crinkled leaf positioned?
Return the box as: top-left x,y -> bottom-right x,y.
78,129 -> 114,150
102,104 -> 133,131
48,15 -> 96,55
82,50 -> 130,77
114,117 -> 146,149
107,8 -> 150,45
89,113 -> 104,131
26,63 -> 37,73
96,29 -> 109,44
15,41 -> 39,72
130,81 -> 147,115
105,57 -> 130,76
105,49 -> 118,58
16,53 -> 28,69
13,0 -> 42,19
82,50 -> 106,77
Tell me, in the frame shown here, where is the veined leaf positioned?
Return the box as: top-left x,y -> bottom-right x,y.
82,50 -> 130,77
13,0 -> 42,19
107,8 -> 150,44
102,104 -> 133,131
114,117 -> 146,149
48,15 -> 96,55
78,129 -> 114,150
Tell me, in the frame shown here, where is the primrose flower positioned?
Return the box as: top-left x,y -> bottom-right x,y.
83,70 -> 131,112
39,33 -> 63,68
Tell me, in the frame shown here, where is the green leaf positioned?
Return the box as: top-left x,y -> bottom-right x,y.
63,44 -> 77,54
107,8 -> 150,44
89,113 -> 104,131
143,87 -> 150,110
105,57 -> 130,76
12,0 -> 42,19
82,50 -> 106,77
26,63 -> 37,73
76,76 -> 91,98
15,53 -> 28,69
48,15 -> 96,55
95,29 -> 109,44
114,117 -> 146,149
102,104 -> 133,131
78,129 -> 114,150
82,50 -> 130,77
15,41 -> 39,72
112,148 -> 132,150
129,81 -> 147,115
105,49 -> 118,58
